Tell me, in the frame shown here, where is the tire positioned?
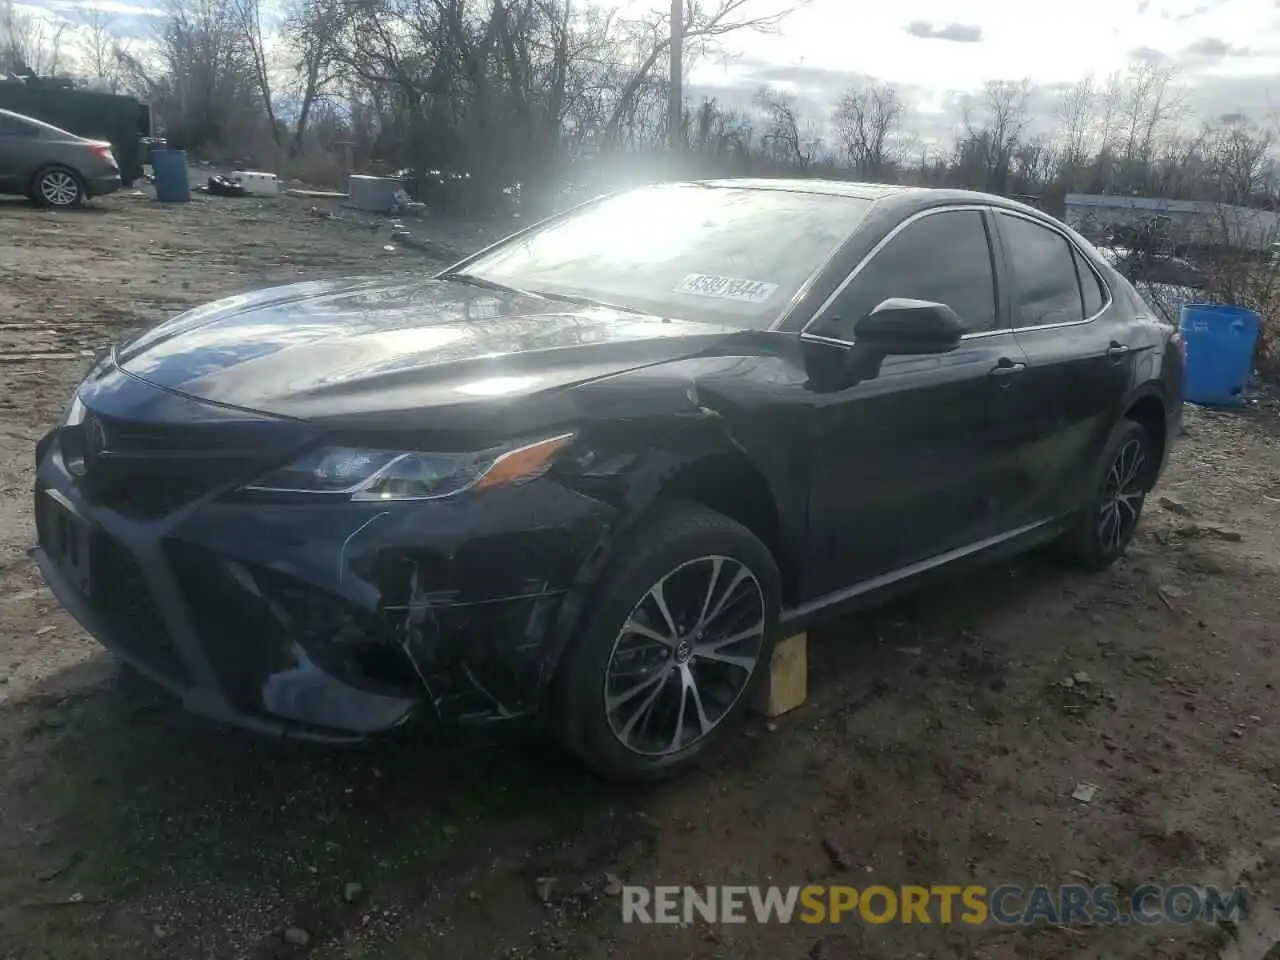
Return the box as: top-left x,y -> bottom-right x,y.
553,500 -> 781,781
1059,418 -> 1154,571
31,167 -> 85,208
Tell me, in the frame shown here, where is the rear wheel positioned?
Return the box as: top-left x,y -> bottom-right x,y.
1060,419 -> 1153,570
553,501 -> 780,781
32,167 -> 84,208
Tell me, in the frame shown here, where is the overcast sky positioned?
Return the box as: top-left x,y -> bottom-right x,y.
17,0 -> 1280,137
677,0 -> 1279,139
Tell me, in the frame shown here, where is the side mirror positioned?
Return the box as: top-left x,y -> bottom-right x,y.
852,298 -> 965,355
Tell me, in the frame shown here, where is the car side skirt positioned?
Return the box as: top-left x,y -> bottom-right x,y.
778,516 -> 1067,636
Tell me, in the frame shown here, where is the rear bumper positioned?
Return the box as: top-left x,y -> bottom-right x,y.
86,174 -> 121,198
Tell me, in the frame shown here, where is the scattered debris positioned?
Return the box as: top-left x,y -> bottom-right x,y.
1203,525 -> 1244,543
201,175 -> 247,198
896,646 -> 923,656
1159,496 -> 1193,517
603,872 -> 624,897
821,838 -> 852,871
534,876 -> 558,903
33,851 -> 79,882
20,893 -> 104,908
1071,782 -> 1099,804
286,188 -> 348,199
283,927 -> 311,946
342,881 -> 363,903
1176,522 -> 1244,542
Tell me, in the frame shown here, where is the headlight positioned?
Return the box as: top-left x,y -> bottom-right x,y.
62,394 -> 86,427
243,432 -> 574,501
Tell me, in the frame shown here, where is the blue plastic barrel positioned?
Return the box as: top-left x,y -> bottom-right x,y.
1179,303 -> 1261,406
150,149 -> 191,203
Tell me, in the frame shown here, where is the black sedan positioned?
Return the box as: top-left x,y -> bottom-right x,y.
32,180 -> 1183,779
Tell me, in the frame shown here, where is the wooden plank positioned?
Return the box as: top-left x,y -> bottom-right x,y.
753,632 -> 807,718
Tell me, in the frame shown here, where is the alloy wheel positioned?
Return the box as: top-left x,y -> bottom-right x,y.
603,555 -> 766,757
1097,437 -> 1146,553
40,171 -> 80,207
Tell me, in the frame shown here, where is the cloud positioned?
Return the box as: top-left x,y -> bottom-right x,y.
689,59 -> 1280,154
903,21 -> 984,43
1182,36 -> 1256,57
1128,45 -> 1173,64
19,0 -> 165,19
1159,0 -> 1229,20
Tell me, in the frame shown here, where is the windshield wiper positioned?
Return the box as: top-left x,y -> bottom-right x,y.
443,272 -> 647,316
440,271 -> 538,297
525,289 -> 647,316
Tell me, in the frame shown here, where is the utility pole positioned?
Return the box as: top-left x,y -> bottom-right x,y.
668,0 -> 683,152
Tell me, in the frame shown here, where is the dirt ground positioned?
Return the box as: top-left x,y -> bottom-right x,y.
2,191 -> 1279,960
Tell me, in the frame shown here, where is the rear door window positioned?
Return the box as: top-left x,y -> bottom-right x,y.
0,115 -> 38,137
998,213 -> 1086,327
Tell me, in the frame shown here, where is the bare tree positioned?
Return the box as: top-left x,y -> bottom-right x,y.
754,85 -> 817,169
75,9 -> 122,90
121,0 -> 260,153
280,0 -> 350,157
1,0 -> 68,76
960,79 -> 1031,193
1055,75 -> 1095,187
601,0 -> 809,146
234,0 -> 280,148
831,81 -> 903,179
1119,62 -> 1182,167
1208,117 -> 1276,205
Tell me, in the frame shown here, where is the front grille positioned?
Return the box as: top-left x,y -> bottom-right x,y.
88,475 -> 227,520
91,535 -> 188,685
69,412 -> 274,521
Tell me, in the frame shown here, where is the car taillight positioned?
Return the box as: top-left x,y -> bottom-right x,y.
91,144 -> 116,164
1170,330 -> 1186,364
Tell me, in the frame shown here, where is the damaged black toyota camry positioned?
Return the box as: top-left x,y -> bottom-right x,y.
32,179 -> 1182,779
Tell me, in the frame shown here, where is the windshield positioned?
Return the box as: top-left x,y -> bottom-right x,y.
454,183 -> 872,329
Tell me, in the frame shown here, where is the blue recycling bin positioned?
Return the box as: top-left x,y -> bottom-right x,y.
1179,303 -> 1261,406
150,149 -> 191,204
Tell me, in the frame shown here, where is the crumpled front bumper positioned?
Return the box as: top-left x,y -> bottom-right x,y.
33,422 -> 614,740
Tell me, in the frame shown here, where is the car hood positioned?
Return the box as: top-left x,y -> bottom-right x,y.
113,277 -> 742,429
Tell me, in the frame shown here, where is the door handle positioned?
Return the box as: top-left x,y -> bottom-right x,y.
990,358 -> 1026,377
1106,341 -> 1130,358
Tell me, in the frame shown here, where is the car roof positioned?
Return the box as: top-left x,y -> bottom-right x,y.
0,107 -> 81,139
683,177 -> 1052,220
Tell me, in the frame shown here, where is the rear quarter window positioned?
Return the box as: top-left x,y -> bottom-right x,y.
1072,246 -> 1108,317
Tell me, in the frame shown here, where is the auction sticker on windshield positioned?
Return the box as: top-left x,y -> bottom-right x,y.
674,274 -> 779,304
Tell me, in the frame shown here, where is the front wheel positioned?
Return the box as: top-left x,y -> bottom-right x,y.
1060,419 -> 1153,570
553,501 -> 781,781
